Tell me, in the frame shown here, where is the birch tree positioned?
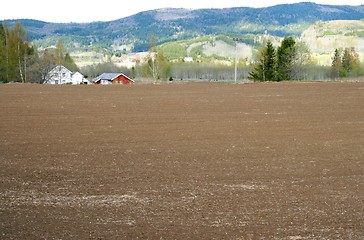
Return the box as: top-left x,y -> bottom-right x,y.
12,22 -> 28,83
0,22 -> 34,83
146,36 -> 170,82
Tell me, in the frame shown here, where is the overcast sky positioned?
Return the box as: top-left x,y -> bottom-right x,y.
2,0 -> 363,23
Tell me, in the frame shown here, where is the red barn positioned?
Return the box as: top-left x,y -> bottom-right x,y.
93,73 -> 134,85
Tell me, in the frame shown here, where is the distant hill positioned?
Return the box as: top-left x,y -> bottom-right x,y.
301,20 -> 364,65
3,2 -> 364,53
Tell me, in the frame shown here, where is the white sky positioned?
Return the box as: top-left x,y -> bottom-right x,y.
2,0 -> 363,23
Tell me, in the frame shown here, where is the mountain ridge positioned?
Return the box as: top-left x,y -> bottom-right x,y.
2,2 -> 364,52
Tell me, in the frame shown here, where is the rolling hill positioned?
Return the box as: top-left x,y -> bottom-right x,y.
2,2 -> 364,67
301,20 -> 364,65
3,2 -> 364,53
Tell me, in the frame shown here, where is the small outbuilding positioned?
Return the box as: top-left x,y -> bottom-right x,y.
93,73 -> 134,85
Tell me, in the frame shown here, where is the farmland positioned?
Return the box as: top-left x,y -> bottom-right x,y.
0,82 -> 364,239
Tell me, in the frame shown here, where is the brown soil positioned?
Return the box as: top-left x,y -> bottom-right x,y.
1,82 -> 363,239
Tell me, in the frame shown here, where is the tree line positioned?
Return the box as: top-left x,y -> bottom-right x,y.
331,48 -> 362,78
0,22 -> 78,83
1,22 -> 363,84
249,37 -> 313,81
248,36 -> 363,82
127,35 -> 363,82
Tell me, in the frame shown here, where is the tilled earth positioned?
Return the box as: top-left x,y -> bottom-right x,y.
0,82 -> 363,239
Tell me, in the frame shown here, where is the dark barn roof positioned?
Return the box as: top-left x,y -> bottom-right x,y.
93,73 -> 134,83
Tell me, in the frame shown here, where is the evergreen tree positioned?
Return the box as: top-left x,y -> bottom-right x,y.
64,53 -> 78,72
331,48 -> 342,79
348,48 -> 362,76
249,68 -> 263,81
342,47 -> 361,77
265,41 -> 276,81
276,36 -> 296,81
342,48 -> 351,77
55,41 -> 79,72
248,40 -> 276,82
248,47 -> 266,82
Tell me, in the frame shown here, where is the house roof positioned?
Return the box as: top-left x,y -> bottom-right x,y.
49,65 -> 85,76
50,65 -> 72,74
72,71 -> 83,76
93,73 -> 134,82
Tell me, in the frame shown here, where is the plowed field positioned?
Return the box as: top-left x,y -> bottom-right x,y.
1,82 -> 363,239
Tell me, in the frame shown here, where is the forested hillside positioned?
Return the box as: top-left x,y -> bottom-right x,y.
2,2 -> 364,53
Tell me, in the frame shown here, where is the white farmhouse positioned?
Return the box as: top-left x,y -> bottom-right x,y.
44,65 -> 89,84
